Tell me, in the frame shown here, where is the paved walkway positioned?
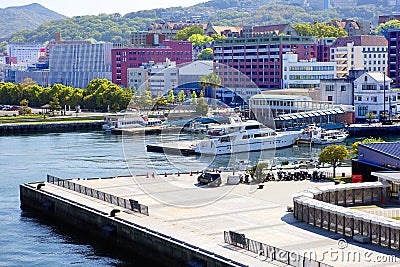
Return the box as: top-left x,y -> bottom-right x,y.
35,171 -> 400,266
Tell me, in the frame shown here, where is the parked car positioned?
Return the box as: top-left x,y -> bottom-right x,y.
197,172 -> 221,186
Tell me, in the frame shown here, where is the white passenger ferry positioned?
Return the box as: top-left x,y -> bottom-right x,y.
195,120 -> 301,155
102,111 -> 162,131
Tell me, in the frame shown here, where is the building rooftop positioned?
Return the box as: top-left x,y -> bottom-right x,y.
361,142 -> 400,161
331,35 -> 388,48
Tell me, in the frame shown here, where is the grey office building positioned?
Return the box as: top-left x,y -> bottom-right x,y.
48,42 -> 112,88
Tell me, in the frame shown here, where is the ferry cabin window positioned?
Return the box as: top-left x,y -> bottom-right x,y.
220,136 -> 231,142
245,125 -> 260,130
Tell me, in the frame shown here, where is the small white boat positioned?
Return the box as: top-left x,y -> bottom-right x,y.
187,121 -> 208,133
298,125 -> 349,145
195,120 -> 301,155
102,111 -> 162,132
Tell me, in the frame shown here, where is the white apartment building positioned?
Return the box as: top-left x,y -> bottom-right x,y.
330,36 -> 388,78
149,60 -> 178,97
127,68 -> 148,91
7,43 -> 43,65
354,72 -> 398,120
282,53 -> 336,89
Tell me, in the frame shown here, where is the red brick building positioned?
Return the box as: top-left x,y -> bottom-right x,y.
111,40 -> 192,87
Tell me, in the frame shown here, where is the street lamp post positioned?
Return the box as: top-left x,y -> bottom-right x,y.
383,73 -> 386,123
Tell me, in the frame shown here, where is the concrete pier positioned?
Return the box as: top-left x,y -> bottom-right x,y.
20,169 -> 398,267
0,120 -> 102,134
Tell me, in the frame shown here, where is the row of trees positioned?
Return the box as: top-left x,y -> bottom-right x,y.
0,78 -> 132,111
132,89 -> 209,116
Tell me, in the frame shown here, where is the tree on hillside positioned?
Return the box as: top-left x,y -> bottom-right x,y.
188,34 -> 213,47
293,22 -> 347,38
174,26 -> 204,40
376,20 -> 400,38
198,48 -> 214,60
350,137 -> 385,157
318,145 -> 349,178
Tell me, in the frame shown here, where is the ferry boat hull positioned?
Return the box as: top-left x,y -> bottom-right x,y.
195,130 -> 301,155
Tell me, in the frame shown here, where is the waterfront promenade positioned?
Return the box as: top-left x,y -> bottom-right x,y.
21,167 -> 399,266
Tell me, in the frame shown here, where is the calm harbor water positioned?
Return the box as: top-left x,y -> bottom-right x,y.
1,130 -> 400,266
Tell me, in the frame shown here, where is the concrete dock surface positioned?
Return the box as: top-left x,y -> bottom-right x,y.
32,168 -> 400,266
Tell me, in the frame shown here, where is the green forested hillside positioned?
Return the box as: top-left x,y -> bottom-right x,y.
7,2 -> 395,45
0,3 -> 65,39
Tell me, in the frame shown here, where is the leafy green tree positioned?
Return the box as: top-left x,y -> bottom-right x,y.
211,34 -> 226,42
194,91 -> 209,116
153,96 -> 168,109
49,96 -> 61,115
293,22 -> 347,38
174,26 -> 204,40
167,89 -> 175,103
177,90 -> 186,103
198,48 -> 214,60
190,91 -> 197,104
246,162 -> 268,183
18,99 -> 32,115
135,90 -> 153,110
365,112 -> 376,125
351,137 -> 385,157
199,72 -> 221,109
188,34 -> 213,47
318,145 -> 349,178
376,20 -> 400,38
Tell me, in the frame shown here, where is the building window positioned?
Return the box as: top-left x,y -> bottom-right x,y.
341,85 -> 346,91
358,106 -> 368,116
328,96 -> 333,101
325,85 -> 334,91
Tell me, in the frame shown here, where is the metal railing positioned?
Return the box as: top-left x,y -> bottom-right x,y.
224,231 -> 333,267
47,174 -> 149,216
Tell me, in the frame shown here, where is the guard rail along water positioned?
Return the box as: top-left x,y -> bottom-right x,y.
224,231 -> 333,267
47,175 -> 149,216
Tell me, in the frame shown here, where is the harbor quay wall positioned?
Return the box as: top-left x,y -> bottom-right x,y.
19,183 -> 244,267
0,121 -> 103,134
347,124 -> 400,136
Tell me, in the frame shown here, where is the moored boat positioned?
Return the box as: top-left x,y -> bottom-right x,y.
298,125 -> 349,145
102,111 -> 162,132
195,120 -> 301,155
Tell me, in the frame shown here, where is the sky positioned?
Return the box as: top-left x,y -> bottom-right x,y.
0,0 -> 208,17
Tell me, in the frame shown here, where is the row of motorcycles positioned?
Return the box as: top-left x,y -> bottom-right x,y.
240,170 -> 328,183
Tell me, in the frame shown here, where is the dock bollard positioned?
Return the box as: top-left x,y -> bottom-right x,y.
152,172 -> 155,178
178,171 -> 180,177
165,172 -> 167,177
146,172 -> 149,178
190,171 -> 192,176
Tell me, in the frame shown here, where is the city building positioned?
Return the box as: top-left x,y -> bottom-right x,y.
378,14 -> 400,24
282,53 -> 336,89
241,24 -> 296,37
148,22 -> 207,40
130,32 -> 166,47
353,142 -> 400,182
111,40 -> 192,88
329,20 -> 371,36
127,67 -> 148,91
48,41 -> 113,88
148,60 -> 178,97
307,0 -> 330,10
320,70 -> 366,105
204,24 -> 242,38
316,38 -> 335,62
213,35 -> 317,89
330,0 -> 356,7
353,72 -> 398,121
177,60 -> 213,89
330,36 -> 388,78
388,29 -> 400,88
7,43 -> 43,65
